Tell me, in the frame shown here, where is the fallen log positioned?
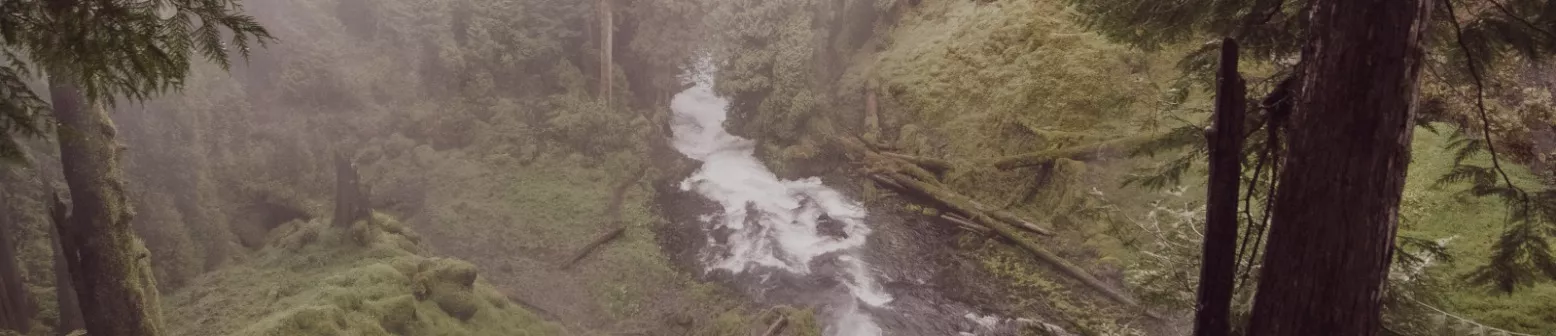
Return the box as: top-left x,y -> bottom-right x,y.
561,165 -> 646,270
989,134 -> 1164,170
869,174 -> 1053,237
939,213 -> 992,235
968,199 -> 1054,236
872,172 -> 1138,307
760,315 -> 788,336
560,226 -> 625,270
840,135 -> 1052,236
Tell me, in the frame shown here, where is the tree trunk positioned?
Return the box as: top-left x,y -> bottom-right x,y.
0,197 -> 35,334
48,78 -> 164,336
598,0 -> 614,105
1194,38 -> 1244,336
1247,0 -> 1430,334
49,194 -> 83,336
333,153 -> 369,227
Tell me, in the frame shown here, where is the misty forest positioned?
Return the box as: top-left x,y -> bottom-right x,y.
2,0 -> 1556,335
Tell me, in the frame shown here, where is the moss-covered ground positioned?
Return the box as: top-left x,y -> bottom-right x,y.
1401,128 -> 1556,333
161,215 -> 560,336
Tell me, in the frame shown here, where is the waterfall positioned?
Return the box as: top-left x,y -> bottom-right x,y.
669,78 -> 891,335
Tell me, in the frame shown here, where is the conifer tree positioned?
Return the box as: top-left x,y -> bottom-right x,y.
1070,0 -> 1556,295
0,1 -> 270,335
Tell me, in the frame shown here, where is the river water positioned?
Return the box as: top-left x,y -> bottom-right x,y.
669,79 -> 890,335
666,77 -> 1064,336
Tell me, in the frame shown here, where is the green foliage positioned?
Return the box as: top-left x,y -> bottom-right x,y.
1431,127 -> 1556,293
871,0 -> 1148,140
1,0 -> 271,163
1400,127 -> 1555,333
710,0 -> 823,146
0,0 -> 273,120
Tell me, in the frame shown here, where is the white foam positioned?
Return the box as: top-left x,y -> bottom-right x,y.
670,79 -> 891,336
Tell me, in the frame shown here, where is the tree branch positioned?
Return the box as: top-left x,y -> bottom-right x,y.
1443,0 -> 1530,210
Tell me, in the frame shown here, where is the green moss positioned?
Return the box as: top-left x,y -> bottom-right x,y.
694,311 -> 750,336
162,217 -> 561,336
1400,126 -> 1556,333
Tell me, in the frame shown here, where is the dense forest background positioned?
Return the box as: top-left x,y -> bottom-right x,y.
1,0 -> 1554,335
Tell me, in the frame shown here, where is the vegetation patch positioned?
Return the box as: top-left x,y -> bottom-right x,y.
161,216 -> 560,336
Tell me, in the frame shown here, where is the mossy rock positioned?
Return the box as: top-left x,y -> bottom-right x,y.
412,145 -> 440,167
409,258 -> 481,319
349,220 -> 379,246
428,282 -> 481,321
349,213 -> 423,253
266,219 -> 324,252
365,294 -> 417,333
235,305 -> 388,336
413,258 -> 479,295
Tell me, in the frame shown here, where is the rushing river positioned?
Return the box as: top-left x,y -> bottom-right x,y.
664,72 -> 1070,336
669,78 -> 891,335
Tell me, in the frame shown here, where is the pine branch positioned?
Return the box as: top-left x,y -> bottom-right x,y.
1443,0 -> 1531,213
1484,0 -> 1556,45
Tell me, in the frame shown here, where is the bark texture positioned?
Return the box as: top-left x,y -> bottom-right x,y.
49,195 -> 83,336
1194,38 -> 1244,336
49,79 -> 164,336
1248,0 -> 1430,334
598,0 -> 614,104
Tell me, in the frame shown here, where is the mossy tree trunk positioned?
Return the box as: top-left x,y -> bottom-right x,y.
1247,0 -> 1430,334
49,194 -> 84,336
0,196 -> 35,334
48,78 -> 163,336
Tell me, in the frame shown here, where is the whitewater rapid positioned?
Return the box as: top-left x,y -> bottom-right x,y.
670,79 -> 891,335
